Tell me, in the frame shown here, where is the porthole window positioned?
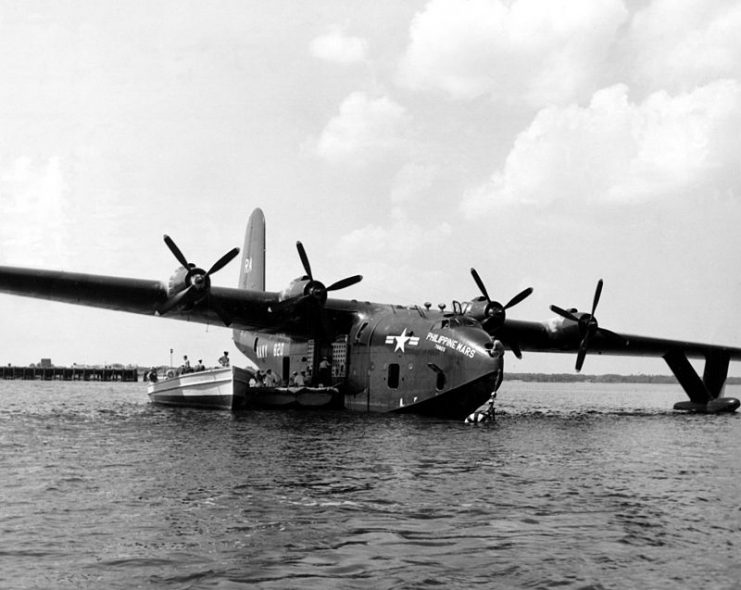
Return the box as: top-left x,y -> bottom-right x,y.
436,371 -> 446,391
388,363 -> 400,389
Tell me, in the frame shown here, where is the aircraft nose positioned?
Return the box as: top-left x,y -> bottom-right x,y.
457,328 -> 503,370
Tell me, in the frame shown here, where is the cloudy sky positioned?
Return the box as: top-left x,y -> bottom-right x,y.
1,0 -> 741,376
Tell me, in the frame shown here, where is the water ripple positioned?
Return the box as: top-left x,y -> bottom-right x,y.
1,381 -> 741,588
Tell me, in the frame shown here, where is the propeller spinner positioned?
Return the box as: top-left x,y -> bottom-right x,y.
470,268 -> 533,359
550,279 -> 604,372
158,235 -> 240,326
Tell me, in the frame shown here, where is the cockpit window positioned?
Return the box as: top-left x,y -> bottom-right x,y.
441,316 -> 476,329
354,321 -> 369,344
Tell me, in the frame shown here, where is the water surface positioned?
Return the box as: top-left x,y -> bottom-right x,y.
1,380 -> 740,589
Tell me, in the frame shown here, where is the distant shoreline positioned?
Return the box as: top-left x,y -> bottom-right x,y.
6,365 -> 740,385
507,373 -> 741,385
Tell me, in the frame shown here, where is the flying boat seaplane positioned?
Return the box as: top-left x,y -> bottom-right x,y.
0,207 -> 740,419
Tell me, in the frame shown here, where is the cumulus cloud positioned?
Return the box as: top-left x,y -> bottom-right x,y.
397,0 -> 628,106
336,210 -> 453,301
310,27 -> 368,64
627,0 -> 741,93
340,207 -> 451,256
390,162 -> 436,205
462,80 -> 741,215
312,91 -> 407,164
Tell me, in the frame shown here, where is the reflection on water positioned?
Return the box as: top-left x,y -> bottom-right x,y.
1,380 -> 740,589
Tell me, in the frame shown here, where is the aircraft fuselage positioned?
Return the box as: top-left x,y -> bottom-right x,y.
233,305 -> 503,419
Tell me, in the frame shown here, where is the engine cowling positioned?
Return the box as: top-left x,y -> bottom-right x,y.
279,276 -> 321,304
157,235 -> 239,325
167,266 -> 190,297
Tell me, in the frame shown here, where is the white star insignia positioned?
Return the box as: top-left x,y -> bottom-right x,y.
394,328 -> 411,352
385,329 -> 420,353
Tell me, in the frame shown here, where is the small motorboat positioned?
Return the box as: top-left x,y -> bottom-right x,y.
147,366 -> 339,410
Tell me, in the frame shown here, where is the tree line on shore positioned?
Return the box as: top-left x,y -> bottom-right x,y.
508,373 -> 741,384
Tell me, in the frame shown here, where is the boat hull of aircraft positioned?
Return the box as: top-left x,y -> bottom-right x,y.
390,372 -> 499,420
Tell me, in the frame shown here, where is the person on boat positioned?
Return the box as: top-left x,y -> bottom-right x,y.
147,367 -> 158,382
318,356 -> 331,386
296,370 -> 307,387
218,351 -> 230,367
194,359 -> 205,372
301,357 -> 312,383
249,370 -> 266,388
264,368 -> 280,387
181,355 -> 192,374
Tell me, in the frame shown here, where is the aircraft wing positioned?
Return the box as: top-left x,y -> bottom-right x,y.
0,266 -> 360,338
497,318 -> 741,360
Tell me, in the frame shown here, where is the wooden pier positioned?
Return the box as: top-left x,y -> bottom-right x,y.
0,366 -> 138,382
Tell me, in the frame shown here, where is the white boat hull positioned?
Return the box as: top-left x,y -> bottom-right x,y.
147,367 -> 250,410
147,366 -> 339,410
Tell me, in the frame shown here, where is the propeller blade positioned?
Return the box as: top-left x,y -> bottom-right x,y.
296,241 -> 313,280
163,235 -> 190,269
575,345 -> 588,372
470,268 -> 491,303
576,279 -> 604,371
327,274 -> 363,292
591,279 -> 603,317
158,285 -> 194,315
207,247 -> 240,276
505,287 -> 533,310
550,304 -> 579,322
575,328 -> 595,372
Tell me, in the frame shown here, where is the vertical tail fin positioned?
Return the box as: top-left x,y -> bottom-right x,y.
239,208 -> 266,291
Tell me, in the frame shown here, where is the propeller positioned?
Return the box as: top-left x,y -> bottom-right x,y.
295,241 -> 362,306
158,235 -> 240,326
272,241 -> 362,341
550,279 -> 603,372
470,268 -> 533,359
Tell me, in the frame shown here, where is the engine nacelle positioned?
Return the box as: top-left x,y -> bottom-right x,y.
279,276 -> 328,306
462,297 -> 488,321
280,277 -> 309,302
167,266 -> 191,297
545,309 -> 594,344
166,264 -> 209,300
462,296 -> 506,330
158,235 -> 240,325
